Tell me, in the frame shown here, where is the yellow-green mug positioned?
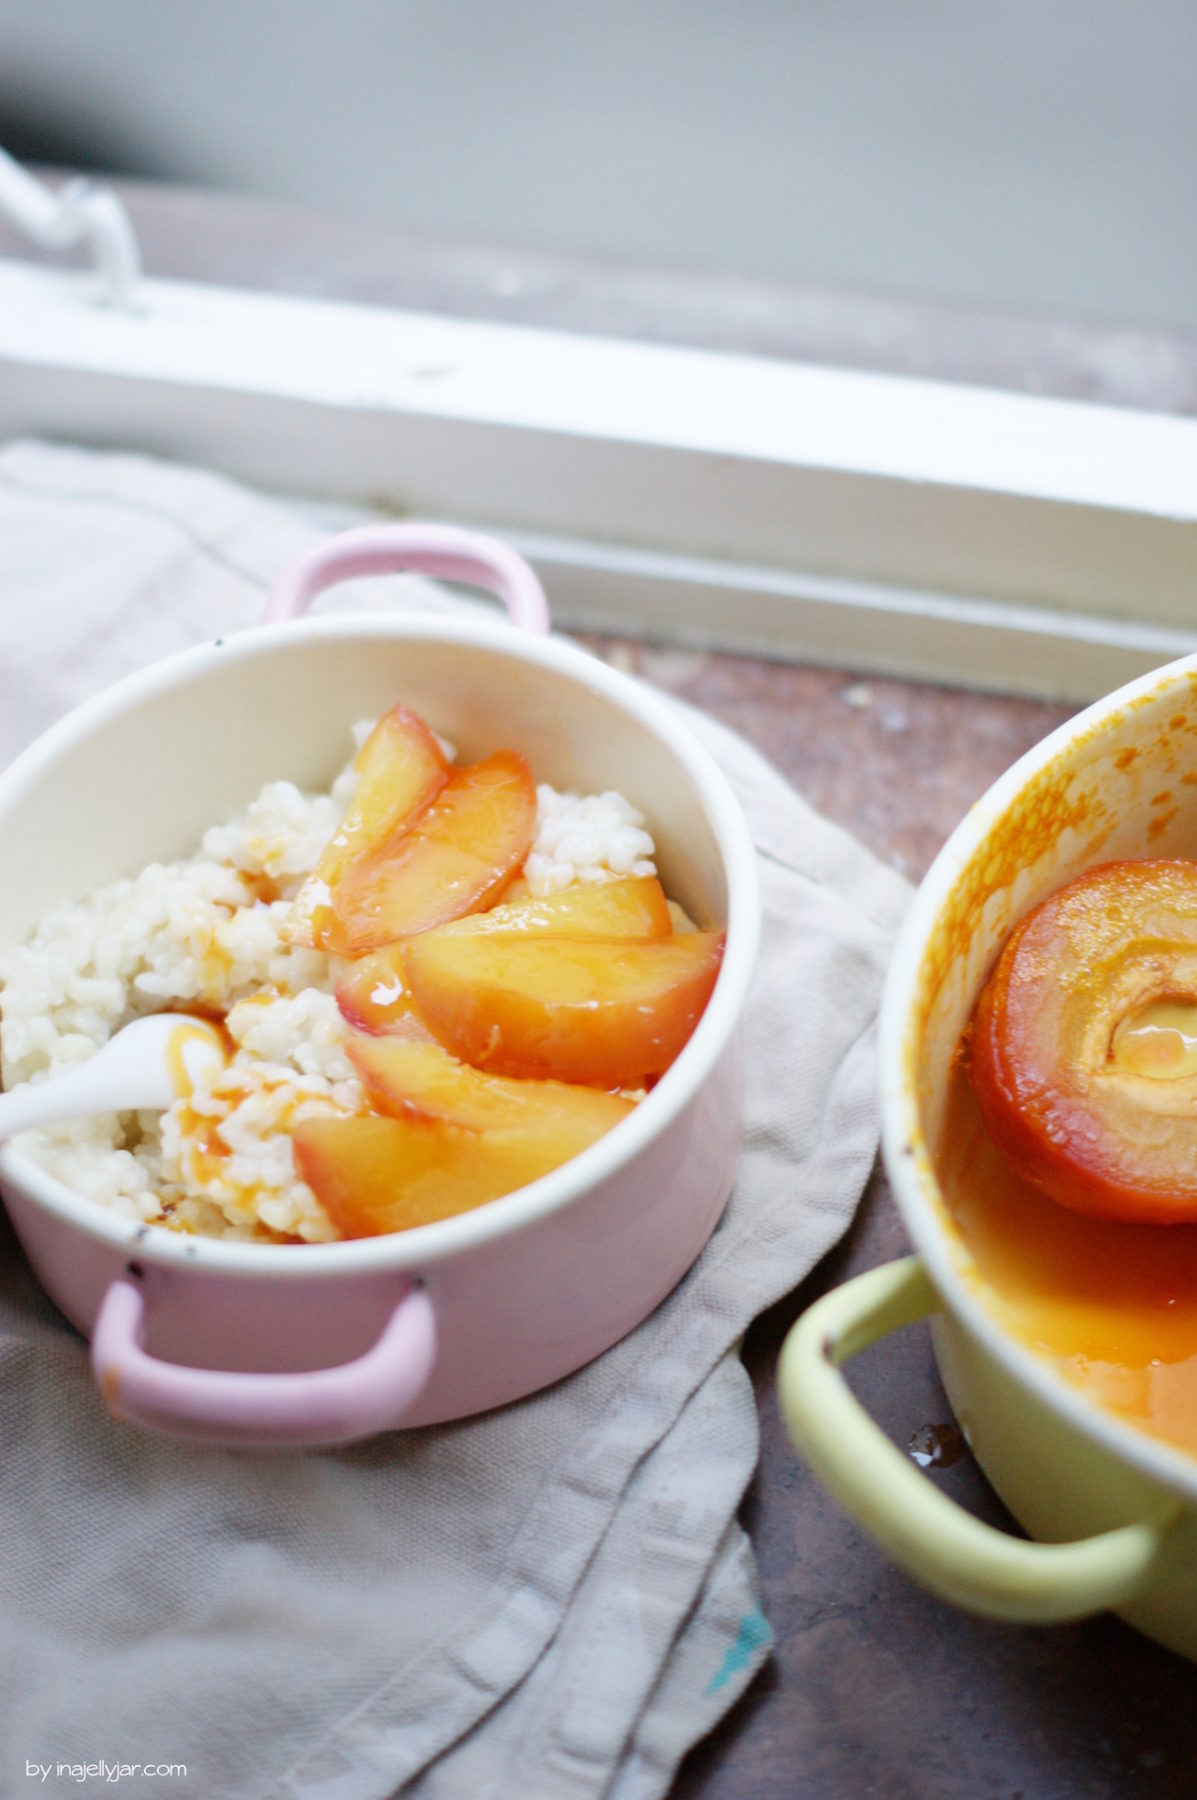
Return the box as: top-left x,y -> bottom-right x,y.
780,654 -> 1197,1657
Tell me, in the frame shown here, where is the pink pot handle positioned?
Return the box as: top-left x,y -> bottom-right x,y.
263,522 -> 550,633
91,1277 -> 437,1448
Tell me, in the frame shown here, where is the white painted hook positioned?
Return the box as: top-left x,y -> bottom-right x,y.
0,145 -> 141,310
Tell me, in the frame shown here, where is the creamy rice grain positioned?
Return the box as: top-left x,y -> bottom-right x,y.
524,786 -> 655,895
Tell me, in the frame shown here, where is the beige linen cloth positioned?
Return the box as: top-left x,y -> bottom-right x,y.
0,442 -> 910,1800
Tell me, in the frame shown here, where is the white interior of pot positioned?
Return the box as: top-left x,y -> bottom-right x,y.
0,621 -> 730,945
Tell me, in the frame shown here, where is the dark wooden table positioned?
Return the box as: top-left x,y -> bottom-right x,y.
7,181 -> 1197,1798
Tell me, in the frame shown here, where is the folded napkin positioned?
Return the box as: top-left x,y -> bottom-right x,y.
0,441 -> 910,1799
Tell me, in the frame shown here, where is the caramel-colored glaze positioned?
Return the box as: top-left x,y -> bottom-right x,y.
940,1051 -> 1197,1454
241,870 -> 283,905
161,1000 -> 236,1056
173,1105 -> 233,1184
163,1019 -> 227,1103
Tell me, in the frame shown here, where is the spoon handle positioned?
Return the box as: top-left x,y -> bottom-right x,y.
0,1067 -> 133,1140
0,1015 -> 221,1145
0,1057 -> 172,1142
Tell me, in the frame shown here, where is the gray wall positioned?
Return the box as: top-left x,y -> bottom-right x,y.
3,1 -> 1195,333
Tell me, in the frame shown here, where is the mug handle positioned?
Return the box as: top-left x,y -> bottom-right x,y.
778,1257 -> 1179,1622
91,1276 -> 437,1449
262,522 -> 550,634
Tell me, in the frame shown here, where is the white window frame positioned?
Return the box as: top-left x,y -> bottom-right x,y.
2,255 -> 1196,702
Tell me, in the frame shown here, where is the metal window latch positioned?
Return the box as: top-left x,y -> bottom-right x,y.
0,144 -> 141,311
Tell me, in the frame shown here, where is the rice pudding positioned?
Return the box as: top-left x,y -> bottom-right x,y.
0,715 -> 665,1244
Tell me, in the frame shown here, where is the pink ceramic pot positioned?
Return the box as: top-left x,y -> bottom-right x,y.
0,527 -> 759,1448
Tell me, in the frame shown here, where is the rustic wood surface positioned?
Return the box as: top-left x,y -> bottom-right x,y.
7,178 -> 1197,1797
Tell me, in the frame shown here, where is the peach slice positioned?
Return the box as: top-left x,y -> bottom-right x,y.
335,876 -> 673,1035
400,928 -> 725,1086
327,750 -> 537,954
347,1032 -> 635,1133
971,858 -> 1197,1223
336,954 -> 431,1037
286,704 -> 449,948
435,874 -> 673,941
293,1111 -> 611,1238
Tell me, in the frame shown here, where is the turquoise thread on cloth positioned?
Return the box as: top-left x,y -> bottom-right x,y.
704,1608 -> 773,1694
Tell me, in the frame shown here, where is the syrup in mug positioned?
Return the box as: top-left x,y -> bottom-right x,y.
938,1049 -> 1197,1456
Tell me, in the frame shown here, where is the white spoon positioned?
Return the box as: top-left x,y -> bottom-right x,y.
0,1014 -> 227,1140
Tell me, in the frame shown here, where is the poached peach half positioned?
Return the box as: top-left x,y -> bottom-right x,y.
335,875 -> 674,1036
399,926 -> 725,1087
299,1010 -> 639,1239
970,858 -> 1197,1223
326,749 -> 536,954
293,1108 -> 621,1238
346,1032 -> 635,1134
286,703 -> 450,948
